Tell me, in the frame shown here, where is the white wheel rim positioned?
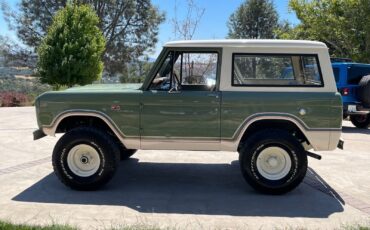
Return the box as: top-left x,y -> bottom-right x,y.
256,146 -> 292,180
67,144 -> 101,177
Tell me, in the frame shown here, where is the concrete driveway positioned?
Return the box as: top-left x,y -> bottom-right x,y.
0,107 -> 369,229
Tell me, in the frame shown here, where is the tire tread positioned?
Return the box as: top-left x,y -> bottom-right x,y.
52,127 -> 119,190
239,129 -> 307,195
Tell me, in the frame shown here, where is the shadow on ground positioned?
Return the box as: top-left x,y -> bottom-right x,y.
13,159 -> 344,217
342,125 -> 370,135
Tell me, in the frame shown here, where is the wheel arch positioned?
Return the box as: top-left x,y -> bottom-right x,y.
237,118 -> 309,152
221,113 -> 319,152
42,110 -> 139,149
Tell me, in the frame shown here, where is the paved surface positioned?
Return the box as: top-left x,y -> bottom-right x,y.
0,107 -> 369,229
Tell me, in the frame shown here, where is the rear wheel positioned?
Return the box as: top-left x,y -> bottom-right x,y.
239,129 -> 307,195
52,127 -> 119,190
350,114 -> 370,129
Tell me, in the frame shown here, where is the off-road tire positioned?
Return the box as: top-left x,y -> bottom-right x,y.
359,75 -> 370,108
52,127 -> 119,190
239,129 -> 307,195
119,149 -> 137,161
350,114 -> 370,129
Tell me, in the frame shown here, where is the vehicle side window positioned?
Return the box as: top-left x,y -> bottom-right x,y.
333,67 -> 340,83
232,54 -> 323,87
149,51 -> 218,91
149,52 -> 178,91
180,53 -> 218,90
347,66 -> 370,84
300,56 -> 322,85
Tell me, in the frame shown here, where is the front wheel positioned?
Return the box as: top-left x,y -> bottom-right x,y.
350,114 -> 370,129
239,129 -> 307,195
52,127 -> 119,190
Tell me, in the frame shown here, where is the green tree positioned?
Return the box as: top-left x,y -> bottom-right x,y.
274,20 -> 293,39
37,4 -> 105,89
0,36 -> 5,67
227,0 -> 279,39
0,35 -> 35,68
120,57 -> 153,83
1,0 -> 164,74
286,0 -> 370,62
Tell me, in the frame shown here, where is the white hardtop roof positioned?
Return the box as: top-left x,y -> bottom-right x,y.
164,39 -> 327,49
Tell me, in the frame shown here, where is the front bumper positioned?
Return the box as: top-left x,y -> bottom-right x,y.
337,138 -> 344,150
33,129 -> 46,140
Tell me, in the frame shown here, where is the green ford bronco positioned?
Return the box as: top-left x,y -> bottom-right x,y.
34,40 -> 343,194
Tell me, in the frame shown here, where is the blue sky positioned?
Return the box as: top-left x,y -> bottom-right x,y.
0,1 -> 18,41
0,0 -> 299,57
151,0 -> 299,56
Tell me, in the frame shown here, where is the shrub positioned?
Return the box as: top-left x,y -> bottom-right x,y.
37,3 -> 106,89
0,78 -> 52,106
0,91 -> 29,107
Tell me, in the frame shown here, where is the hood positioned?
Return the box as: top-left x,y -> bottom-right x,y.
65,83 -> 142,92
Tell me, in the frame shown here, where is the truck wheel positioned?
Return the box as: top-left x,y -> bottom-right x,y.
359,75 -> 370,107
350,114 -> 370,129
239,129 -> 307,195
119,149 -> 137,161
52,127 -> 119,190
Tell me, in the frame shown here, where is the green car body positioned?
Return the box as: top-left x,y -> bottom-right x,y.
35,85 -> 342,151
34,40 -> 343,193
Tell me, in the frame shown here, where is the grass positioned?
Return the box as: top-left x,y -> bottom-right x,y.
0,221 -> 165,230
344,225 -> 370,230
0,220 -> 369,230
0,221 -> 76,230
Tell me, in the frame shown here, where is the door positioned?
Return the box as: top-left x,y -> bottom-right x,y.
140,50 -> 221,150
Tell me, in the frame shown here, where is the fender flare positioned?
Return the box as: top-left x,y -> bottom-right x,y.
221,112 -> 340,151
42,109 -> 139,149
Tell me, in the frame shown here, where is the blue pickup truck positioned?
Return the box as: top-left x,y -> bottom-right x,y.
332,59 -> 370,128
